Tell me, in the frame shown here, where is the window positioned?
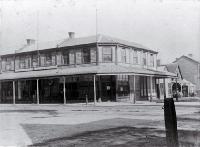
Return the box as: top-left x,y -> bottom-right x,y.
39,52 -> 56,67
143,52 -> 147,66
19,55 -> 31,69
19,56 -> 26,69
102,47 -> 112,62
3,57 -> 14,71
76,49 -> 82,65
121,48 -> 126,63
32,54 -> 38,67
117,75 -> 129,97
133,50 -> 138,64
82,48 -> 90,64
69,50 -> 75,65
150,54 -> 154,67
90,47 -> 96,63
46,53 -> 52,66
63,51 -> 69,65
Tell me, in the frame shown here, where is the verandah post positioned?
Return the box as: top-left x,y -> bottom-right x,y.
133,75 -> 136,104
163,78 -> 166,99
13,81 -> 15,104
150,76 -> 153,102
93,74 -> 97,105
63,76 -> 66,104
36,79 -> 39,104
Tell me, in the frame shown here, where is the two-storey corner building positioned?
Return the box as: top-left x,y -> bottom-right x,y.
0,33 -> 176,104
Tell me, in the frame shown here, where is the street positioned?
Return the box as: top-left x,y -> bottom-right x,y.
0,102 -> 199,146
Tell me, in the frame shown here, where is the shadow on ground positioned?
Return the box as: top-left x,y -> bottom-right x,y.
21,118 -> 200,147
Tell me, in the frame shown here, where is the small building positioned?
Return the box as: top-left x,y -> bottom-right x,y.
173,55 -> 200,96
0,33 -> 175,104
158,63 -> 195,99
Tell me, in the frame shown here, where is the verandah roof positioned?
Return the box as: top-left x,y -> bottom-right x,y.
0,65 -> 176,81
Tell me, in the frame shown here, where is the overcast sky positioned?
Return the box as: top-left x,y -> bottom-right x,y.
0,0 -> 200,64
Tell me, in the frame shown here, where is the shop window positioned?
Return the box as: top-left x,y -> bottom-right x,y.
102,47 -> 112,62
117,75 -> 129,97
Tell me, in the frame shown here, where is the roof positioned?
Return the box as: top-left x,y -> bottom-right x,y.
0,65 -> 176,80
174,55 -> 200,64
165,63 -> 178,74
1,34 -> 157,56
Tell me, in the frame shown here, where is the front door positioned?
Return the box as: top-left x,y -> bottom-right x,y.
140,76 -> 148,100
100,76 -> 116,102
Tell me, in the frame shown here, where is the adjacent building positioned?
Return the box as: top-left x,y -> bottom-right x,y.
173,55 -> 200,96
0,33 -> 175,104
158,63 -> 195,99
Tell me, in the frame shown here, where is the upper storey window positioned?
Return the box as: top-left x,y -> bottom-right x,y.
82,48 -> 90,64
2,57 -> 14,71
32,54 -> 39,67
63,50 -> 69,65
142,52 -> 147,66
133,50 -> 138,64
90,47 -> 96,63
76,49 -> 82,65
121,48 -> 126,63
62,47 -> 96,65
150,54 -> 154,67
40,52 -> 56,67
19,55 -> 31,69
102,47 -> 112,62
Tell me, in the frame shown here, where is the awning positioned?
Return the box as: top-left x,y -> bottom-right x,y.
0,65 -> 177,81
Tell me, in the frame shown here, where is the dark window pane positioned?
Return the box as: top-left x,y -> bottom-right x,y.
83,48 -> 90,64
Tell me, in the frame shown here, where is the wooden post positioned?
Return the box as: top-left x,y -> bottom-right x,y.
36,79 -> 39,104
133,75 -> 136,104
150,76 -> 153,102
63,76 -> 66,104
98,76 -> 102,102
175,79 -> 178,101
85,94 -> 88,105
93,74 -> 97,105
13,81 -> 15,104
164,98 -> 179,147
163,78 -> 166,99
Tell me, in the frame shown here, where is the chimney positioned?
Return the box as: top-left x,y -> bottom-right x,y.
157,59 -> 161,66
68,32 -> 75,39
26,39 -> 35,45
188,54 -> 193,58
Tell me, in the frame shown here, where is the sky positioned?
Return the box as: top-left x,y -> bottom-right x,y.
0,0 -> 200,64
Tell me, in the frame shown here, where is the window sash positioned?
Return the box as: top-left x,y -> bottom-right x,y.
150,54 -> 154,67
121,49 -> 126,63
133,51 -> 138,64
102,48 -> 112,62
